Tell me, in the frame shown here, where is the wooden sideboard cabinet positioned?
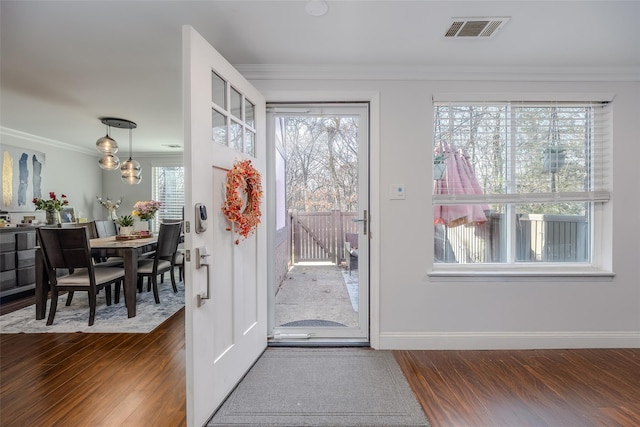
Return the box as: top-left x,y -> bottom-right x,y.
0,227 -> 37,298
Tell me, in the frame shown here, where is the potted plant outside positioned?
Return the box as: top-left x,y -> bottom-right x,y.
433,153 -> 446,180
542,147 -> 566,173
116,215 -> 135,236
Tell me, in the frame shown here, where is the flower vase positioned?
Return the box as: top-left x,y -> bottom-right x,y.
134,220 -> 150,234
45,210 -> 60,225
119,226 -> 133,236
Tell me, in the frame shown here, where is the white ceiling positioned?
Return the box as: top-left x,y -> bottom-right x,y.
1,1 -> 639,154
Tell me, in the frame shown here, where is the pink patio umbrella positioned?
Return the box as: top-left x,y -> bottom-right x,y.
433,144 -> 488,227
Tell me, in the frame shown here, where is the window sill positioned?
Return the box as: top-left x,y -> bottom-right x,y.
428,266 -> 615,280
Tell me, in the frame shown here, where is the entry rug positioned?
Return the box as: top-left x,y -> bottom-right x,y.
0,282 -> 184,334
208,348 -> 430,427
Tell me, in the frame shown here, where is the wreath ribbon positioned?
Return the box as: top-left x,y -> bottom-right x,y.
221,159 -> 263,244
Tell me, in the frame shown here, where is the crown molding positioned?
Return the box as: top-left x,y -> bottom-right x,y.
1,127 -> 95,156
236,64 -> 640,82
1,127 -> 184,158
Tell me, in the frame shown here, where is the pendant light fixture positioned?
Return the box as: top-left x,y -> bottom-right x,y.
120,125 -> 142,185
96,118 -> 140,183
96,118 -> 120,170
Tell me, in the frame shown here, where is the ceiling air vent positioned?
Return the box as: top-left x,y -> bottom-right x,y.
445,17 -> 510,38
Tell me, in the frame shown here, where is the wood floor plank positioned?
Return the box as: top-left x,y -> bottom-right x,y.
396,349 -> 640,427
1,308 -> 186,427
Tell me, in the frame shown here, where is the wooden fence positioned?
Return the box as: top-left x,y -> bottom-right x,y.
290,210 -> 358,264
435,213 -> 588,263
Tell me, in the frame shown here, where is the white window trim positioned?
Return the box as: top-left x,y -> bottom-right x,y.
430,93 -> 615,278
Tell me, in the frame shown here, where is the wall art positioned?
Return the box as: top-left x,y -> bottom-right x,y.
1,145 -> 46,212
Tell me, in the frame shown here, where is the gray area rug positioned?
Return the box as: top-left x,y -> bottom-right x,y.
0,282 -> 184,334
208,348 -> 430,427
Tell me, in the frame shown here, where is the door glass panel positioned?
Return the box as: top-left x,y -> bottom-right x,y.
246,130 -> 255,156
211,72 -> 226,109
246,100 -> 255,128
230,119 -> 242,151
230,87 -> 242,119
212,109 -> 227,145
269,104 -> 369,342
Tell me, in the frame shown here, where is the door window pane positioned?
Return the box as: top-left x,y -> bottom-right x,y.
211,72 -> 226,109
246,100 -> 255,128
230,119 -> 242,151
246,130 -> 255,156
230,86 -> 242,119
212,109 -> 227,145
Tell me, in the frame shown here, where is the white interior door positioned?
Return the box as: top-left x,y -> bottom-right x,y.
183,26 -> 267,426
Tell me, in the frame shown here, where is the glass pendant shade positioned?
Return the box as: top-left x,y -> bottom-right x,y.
96,135 -> 118,154
122,174 -> 142,185
121,159 -> 142,184
98,154 -> 120,170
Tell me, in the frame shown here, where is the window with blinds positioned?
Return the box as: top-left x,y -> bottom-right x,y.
152,166 -> 185,231
432,101 -> 611,266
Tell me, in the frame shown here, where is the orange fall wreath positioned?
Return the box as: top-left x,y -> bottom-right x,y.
221,159 -> 263,244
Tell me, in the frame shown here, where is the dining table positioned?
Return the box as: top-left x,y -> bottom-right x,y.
35,234 -> 158,320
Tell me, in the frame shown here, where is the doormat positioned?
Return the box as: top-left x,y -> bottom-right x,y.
281,319 -> 346,327
208,348 -> 430,427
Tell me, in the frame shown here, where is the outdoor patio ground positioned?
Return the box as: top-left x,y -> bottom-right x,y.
274,262 -> 358,328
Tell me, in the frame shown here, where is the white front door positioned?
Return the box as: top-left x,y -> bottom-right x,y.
183,26 -> 267,426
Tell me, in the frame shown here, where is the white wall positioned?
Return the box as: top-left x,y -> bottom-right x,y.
0,130 -> 102,223
253,78 -> 640,349
0,131 -> 182,223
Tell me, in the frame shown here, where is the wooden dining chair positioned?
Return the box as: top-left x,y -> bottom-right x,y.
174,250 -> 184,282
92,219 -> 126,266
62,221 -> 102,261
60,221 -> 99,239
37,227 -> 125,326
162,218 -> 184,283
94,219 -> 118,237
136,222 -> 182,304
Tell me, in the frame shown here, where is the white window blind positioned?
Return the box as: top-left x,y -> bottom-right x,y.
433,102 -> 611,205
152,166 -> 185,230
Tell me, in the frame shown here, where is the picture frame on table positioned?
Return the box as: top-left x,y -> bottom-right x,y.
60,207 -> 77,223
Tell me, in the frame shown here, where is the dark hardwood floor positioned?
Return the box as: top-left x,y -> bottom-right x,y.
2,293 -> 639,426
395,348 -> 640,427
0,304 -> 186,426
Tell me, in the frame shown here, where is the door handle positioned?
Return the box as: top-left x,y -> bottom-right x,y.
195,246 -> 211,307
352,209 -> 367,235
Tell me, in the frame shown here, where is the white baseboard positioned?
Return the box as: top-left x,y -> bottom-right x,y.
378,331 -> 640,350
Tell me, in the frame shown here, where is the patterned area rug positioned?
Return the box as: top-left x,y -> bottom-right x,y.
208,348 -> 430,427
0,282 -> 184,334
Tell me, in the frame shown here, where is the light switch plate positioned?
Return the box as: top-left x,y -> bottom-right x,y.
390,184 -> 405,200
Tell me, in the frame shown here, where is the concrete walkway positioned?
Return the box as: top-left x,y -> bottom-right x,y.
274,263 -> 358,328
